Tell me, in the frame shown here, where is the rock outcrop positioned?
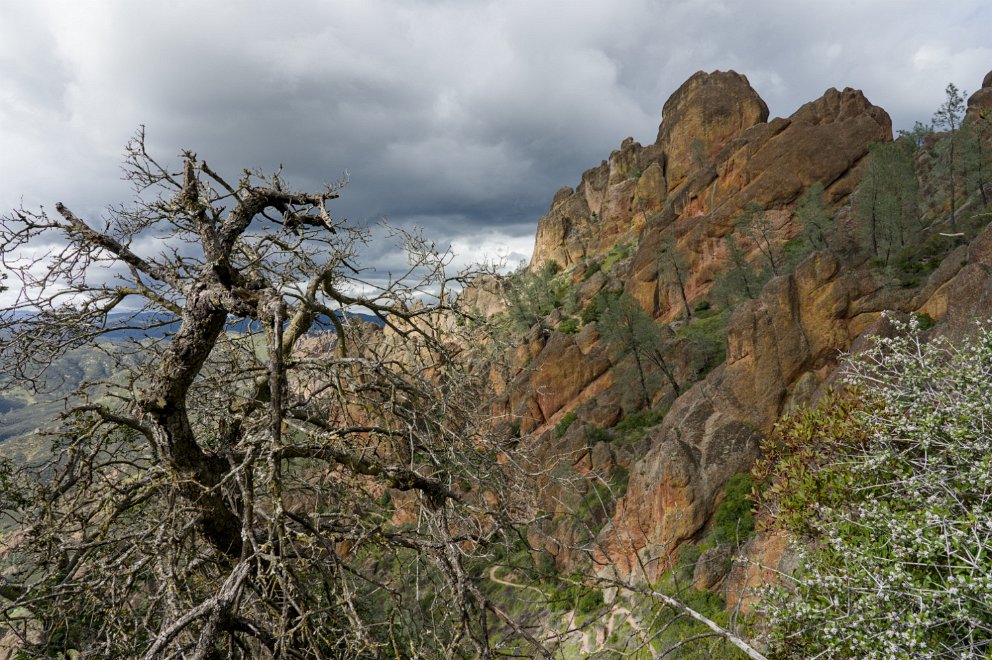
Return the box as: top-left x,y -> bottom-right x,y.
723,218 -> 992,609
597,370 -> 763,579
512,71 -> 894,436
966,69 -> 992,120
656,71 -> 769,196
596,248 -> 910,580
530,70 -> 892,326
498,68 -> 992,610
530,70 -> 770,272
626,85 -> 891,317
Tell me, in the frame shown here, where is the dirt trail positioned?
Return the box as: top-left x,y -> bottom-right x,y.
487,565 -> 546,596
486,566 -> 655,657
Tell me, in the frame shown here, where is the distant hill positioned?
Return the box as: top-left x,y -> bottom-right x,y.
97,310 -> 384,341
0,309 -> 383,461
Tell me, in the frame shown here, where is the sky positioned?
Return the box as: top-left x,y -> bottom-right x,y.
1,0 -> 990,289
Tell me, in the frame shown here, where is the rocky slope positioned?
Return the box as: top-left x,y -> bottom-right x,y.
489,68 -> 992,604
506,70 -> 893,439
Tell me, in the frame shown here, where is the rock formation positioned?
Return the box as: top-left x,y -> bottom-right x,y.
529,70 -> 773,272
966,69 -> 992,120
500,68 -> 992,610
512,71 -> 893,434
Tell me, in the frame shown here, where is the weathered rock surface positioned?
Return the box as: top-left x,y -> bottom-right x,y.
459,274 -> 507,319
724,530 -> 800,611
610,217 -> 992,589
693,543 -> 734,591
499,69 -> 992,606
627,86 -> 891,317
657,70 -> 769,196
722,221 -> 992,610
594,247 -> 913,581
530,70 -> 769,272
499,327 -> 613,436
966,69 -> 992,120
530,71 -> 891,312
597,372 -> 762,580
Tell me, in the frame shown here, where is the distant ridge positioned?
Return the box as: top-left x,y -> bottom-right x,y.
4,310 -> 386,342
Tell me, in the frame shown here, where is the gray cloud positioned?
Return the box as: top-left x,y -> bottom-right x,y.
1,0 -> 990,284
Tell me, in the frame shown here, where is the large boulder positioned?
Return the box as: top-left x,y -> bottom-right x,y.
966,69 -> 992,121
656,70 -> 769,195
596,370 -> 761,580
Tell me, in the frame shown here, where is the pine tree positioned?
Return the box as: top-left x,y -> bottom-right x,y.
736,202 -> 781,275
713,234 -> 769,305
658,234 -> 693,320
932,82 -> 967,232
597,293 -> 678,407
794,182 -> 834,252
853,138 -> 921,264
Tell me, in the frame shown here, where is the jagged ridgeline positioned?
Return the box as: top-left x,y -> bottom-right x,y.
464,68 -> 992,654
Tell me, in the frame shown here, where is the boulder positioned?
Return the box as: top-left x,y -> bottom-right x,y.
966,69 -> 992,121
724,529 -> 799,611
693,543 -> 733,591
656,70 -> 769,195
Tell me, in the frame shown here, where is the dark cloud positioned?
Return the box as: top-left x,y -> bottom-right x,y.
1,0 -> 990,301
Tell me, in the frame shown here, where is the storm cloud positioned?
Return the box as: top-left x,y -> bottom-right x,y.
1,0 -> 990,276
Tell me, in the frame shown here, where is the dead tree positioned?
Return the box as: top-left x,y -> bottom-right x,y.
0,130 -> 548,658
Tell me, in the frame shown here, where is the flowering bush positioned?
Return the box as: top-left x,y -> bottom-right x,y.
762,317 -> 992,658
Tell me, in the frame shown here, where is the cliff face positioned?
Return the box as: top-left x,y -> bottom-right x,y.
501,69 -> 992,596
529,71 -> 770,272
533,71 -> 892,320
512,71 -> 893,437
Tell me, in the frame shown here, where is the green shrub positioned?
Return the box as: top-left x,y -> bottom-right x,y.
579,299 -> 600,325
913,312 -> 936,331
575,467 -> 629,537
713,473 -> 754,545
891,234 -> 950,287
762,320 -> 992,658
543,260 -> 561,276
612,407 -> 668,445
611,466 -> 629,497
551,574 -> 605,615
558,318 -> 579,335
601,242 -> 633,273
586,425 -> 612,444
576,589 -> 604,614
555,411 -> 578,438
535,551 -> 557,580
549,574 -> 599,613
677,543 -> 704,581
502,259 -> 574,332
677,310 -> 729,377
583,261 -> 602,280
614,407 -> 667,435
579,296 -> 601,325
